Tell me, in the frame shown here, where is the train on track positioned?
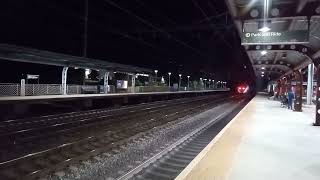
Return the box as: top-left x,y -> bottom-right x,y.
236,84 -> 250,94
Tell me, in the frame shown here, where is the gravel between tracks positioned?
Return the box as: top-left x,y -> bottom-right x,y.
47,101 -> 235,180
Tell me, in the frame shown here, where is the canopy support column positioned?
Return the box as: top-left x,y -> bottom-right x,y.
307,63 -> 314,105
61,67 -> 69,95
104,72 -> 109,94
293,70 -> 303,112
315,65 -> 320,125
131,74 -> 136,93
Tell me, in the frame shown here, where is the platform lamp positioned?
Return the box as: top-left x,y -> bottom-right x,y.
178,74 -> 182,90
209,79 -> 211,89
168,72 -> 171,87
187,76 -> 190,90
154,69 -> 158,84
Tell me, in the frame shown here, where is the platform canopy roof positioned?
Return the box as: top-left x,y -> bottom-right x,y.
0,44 -> 152,74
225,0 -> 320,80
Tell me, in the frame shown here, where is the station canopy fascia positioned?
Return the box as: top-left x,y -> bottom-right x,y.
0,44 -> 153,74
225,0 -> 320,80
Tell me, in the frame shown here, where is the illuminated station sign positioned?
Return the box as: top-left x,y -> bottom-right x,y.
241,30 -> 309,45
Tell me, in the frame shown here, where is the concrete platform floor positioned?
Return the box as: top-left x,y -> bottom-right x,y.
176,95 -> 320,180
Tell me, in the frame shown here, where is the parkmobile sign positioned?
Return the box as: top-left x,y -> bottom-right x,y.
241,30 -> 309,45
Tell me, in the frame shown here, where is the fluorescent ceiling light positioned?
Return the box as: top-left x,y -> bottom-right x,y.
261,50 -> 267,55
261,67 -> 265,70
261,72 -> 265,74
261,74 -> 265,77
259,26 -> 270,32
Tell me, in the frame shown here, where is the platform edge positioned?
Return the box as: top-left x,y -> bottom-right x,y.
175,97 -> 255,180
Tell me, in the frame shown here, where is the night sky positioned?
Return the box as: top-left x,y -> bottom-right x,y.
0,0 -> 254,86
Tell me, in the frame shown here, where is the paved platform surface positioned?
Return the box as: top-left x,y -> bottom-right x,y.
0,89 -> 229,102
176,95 -> 320,180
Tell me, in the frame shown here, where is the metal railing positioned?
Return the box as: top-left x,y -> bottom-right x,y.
0,83 -> 226,97
0,84 -> 106,96
25,84 -> 62,96
133,86 -> 170,93
0,83 -> 20,96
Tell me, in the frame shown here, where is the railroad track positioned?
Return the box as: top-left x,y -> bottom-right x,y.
0,94 -> 224,160
120,97 -> 249,180
0,93 -> 235,180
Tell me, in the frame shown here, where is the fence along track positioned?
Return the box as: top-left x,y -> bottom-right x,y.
0,83 -> 118,96
0,83 -> 216,96
0,94 -> 231,180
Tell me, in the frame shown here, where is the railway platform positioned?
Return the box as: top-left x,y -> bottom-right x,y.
176,95 -> 319,180
0,89 -> 230,120
0,89 -> 229,103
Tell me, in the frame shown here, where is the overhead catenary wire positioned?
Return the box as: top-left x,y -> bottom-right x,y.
43,1 -> 173,58
102,0 -> 209,59
134,0 -> 178,26
191,0 -> 233,49
196,11 -> 229,24
83,0 -> 88,57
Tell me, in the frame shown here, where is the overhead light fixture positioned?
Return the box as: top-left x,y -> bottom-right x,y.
258,26 -> 271,32
260,0 -> 270,33
261,67 -> 265,70
261,74 -> 265,77
250,9 -> 259,18
261,50 -> 267,55
271,8 -> 280,17
85,69 -> 91,79
136,73 -> 149,77
262,72 -> 265,74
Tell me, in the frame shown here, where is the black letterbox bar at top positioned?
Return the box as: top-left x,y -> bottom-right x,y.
241,30 -> 309,45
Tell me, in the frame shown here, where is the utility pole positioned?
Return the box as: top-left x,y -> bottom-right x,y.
83,0 -> 88,57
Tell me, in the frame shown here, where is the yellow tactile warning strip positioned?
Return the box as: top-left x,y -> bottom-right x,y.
176,98 -> 256,180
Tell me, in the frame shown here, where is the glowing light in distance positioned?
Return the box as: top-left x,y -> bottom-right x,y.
261,50 -> 267,55
258,26 -> 271,32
